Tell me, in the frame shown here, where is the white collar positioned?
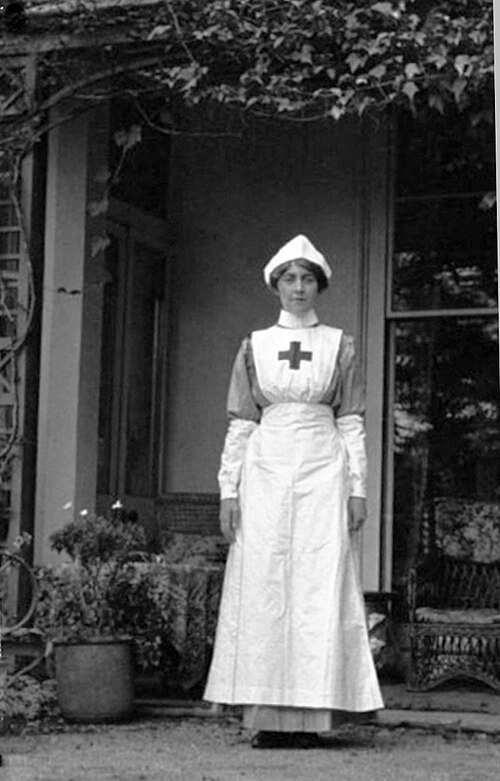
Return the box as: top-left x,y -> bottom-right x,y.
278,309 -> 319,329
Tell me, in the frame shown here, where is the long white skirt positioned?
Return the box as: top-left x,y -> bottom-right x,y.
204,402 -> 383,715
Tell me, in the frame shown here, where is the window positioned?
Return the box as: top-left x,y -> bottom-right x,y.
386,112 -> 499,591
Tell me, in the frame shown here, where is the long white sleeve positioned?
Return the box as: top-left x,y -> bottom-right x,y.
218,338 -> 261,499
336,413 -> 367,498
218,418 -> 258,499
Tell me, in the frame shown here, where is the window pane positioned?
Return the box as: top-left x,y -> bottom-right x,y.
124,243 -> 164,496
392,197 -> 497,311
397,111 -> 496,197
391,317 -> 500,586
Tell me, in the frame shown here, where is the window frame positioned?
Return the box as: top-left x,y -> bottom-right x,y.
383,117 -> 499,592
97,199 -> 170,501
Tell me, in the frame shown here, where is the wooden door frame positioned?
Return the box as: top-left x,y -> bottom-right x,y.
98,199 -> 169,502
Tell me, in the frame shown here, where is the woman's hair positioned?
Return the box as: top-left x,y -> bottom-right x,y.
269,259 -> 329,292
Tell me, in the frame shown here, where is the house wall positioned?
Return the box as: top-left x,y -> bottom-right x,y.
33,104 -> 389,589
163,116 -> 389,589
164,116 -> 375,495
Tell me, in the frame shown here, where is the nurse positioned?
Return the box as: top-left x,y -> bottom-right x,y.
204,235 -> 383,748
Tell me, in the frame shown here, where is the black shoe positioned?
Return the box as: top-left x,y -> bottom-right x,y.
251,731 -> 292,749
290,732 -> 322,749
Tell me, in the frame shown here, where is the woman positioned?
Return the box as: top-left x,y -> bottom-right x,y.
204,234 -> 383,748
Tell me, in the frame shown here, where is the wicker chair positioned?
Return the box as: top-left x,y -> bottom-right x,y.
407,498 -> 500,692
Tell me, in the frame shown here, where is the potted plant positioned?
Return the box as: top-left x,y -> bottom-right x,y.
35,507 -> 155,723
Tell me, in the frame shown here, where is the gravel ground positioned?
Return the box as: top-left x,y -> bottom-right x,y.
2,716 -> 500,781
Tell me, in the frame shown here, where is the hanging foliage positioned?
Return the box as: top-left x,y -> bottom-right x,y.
137,0 -> 494,121
0,0 -> 495,139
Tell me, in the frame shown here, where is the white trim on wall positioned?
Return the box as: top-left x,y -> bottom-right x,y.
361,117 -> 392,592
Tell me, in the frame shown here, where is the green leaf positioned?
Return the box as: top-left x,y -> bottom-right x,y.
372,2 -> 395,16
470,110 -> 494,127
402,81 -> 419,103
478,192 -> 496,211
299,44 -> 313,64
91,234 -> 111,258
346,52 -> 366,73
113,125 -> 142,151
345,11 -> 361,31
87,197 -> 109,218
427,53 -> 447,71
469,30 -> 487,46
329,105 -> 344,121
94,167 -> 111,185
356,96 -> 371,116
335,87 -> 353,106
428,93 -> 445,115
276,98 -> 296,113
404,63 -> 420,80
451,77 -> 467,103
454,55 -> 472,77
369,64 -> 386,80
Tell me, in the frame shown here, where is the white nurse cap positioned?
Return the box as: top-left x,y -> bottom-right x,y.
263,234 -> 332,288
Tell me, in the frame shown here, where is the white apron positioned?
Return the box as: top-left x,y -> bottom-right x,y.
204,325 -> 383,712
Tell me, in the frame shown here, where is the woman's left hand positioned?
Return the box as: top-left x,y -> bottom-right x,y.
348,497 -> 367,532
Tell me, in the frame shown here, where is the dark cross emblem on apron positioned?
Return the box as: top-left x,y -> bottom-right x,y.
278,341 -> 313,370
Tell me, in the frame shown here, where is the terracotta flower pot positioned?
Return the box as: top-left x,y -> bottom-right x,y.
54,638 -> 134,723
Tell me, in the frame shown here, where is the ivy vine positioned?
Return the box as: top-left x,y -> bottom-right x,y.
0,1 -> 494,191
141,0 -> 494,121
0,1 -> 495,146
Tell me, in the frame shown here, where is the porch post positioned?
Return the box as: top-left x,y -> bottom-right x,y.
359,120 -> 391,592
34,106 -> 108,565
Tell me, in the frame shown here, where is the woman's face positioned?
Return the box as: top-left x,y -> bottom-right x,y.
276,261 -> 319,315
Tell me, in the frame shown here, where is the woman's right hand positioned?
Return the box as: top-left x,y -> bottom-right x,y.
220,498 -> 240,544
